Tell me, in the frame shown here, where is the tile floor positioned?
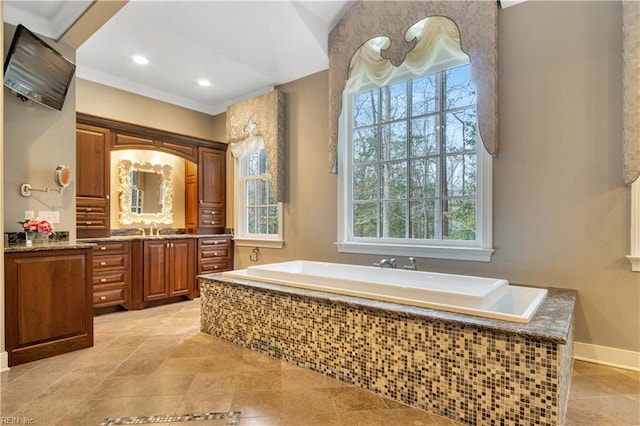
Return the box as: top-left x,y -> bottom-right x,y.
1,299 -> 638,426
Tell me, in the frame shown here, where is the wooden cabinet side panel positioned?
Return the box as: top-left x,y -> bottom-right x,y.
4,249 -> 94,367
185,161 -> 198,234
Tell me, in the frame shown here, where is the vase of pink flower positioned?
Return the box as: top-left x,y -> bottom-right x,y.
19,217 -> 54,246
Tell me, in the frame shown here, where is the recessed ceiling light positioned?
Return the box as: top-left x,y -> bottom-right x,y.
198,79 -> 212,87
132,55 -> 149,65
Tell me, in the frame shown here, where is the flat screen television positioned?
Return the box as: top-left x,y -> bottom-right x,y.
3,24 -> 76,111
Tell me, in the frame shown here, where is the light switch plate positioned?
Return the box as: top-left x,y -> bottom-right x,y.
38,210 -> 60,224
24,210 -> 35,219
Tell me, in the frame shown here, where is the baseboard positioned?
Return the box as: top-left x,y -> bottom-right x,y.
0,351 -> 8,372
574,342 -> 640,371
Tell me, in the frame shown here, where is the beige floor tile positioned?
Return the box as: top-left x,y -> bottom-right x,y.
230,390 -> 283,418
175,391 -> 234,413
3,299 -> 637,426
119,394 -> 183,417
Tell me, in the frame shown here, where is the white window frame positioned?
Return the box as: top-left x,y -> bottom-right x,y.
234,148 -> 284,249
336,65 -> 493,262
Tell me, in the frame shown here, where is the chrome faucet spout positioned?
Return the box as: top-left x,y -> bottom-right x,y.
403,257 -> 418,271
373,258 -> 397,269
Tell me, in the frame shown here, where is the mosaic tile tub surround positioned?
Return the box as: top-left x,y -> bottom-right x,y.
200,276 -> 576,425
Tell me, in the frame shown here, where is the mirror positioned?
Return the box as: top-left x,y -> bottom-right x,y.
118,159 -> 174,225
54,165 -> 71,189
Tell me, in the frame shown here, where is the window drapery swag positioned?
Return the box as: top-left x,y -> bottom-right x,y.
226,90 -> 286,202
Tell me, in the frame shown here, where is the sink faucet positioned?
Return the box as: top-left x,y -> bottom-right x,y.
149,222 -> 158,236
137,228 -> 145,236
373,258 -> 396,269
403,257 -> 418,271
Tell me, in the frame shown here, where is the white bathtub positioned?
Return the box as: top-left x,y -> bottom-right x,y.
221,260 -> 547,323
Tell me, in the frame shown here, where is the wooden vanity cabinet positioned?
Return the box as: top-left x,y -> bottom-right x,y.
185,160 -> 198,234
76,123 -> 111,238
92,241 -> 130,309
197,147 -> 226,233
4,248 -> 94,366
143,238 -> 195,301
195,236 -> 233,296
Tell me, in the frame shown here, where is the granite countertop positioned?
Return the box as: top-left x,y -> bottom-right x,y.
4,241 -> 97,253
200,273 -> 577,344
78,233 -> 233,243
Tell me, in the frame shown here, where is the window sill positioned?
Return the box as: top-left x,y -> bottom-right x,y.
335,241 -> 494,262
234,238 -> 284,249
627,255 -> 640,272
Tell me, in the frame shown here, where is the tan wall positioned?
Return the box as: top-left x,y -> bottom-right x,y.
228,1 -> 639,352
76,79 -> 218,141
3,24 -> 77,239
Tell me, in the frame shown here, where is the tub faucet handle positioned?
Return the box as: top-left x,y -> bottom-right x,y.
403,257 -> 418,271
374,258 -> 397,269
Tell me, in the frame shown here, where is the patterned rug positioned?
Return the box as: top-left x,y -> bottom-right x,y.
100,411 -> 241,426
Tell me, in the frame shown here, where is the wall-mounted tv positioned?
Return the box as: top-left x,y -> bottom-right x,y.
3,24 -> 76,111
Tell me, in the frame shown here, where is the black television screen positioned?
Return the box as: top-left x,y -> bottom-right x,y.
3,24 -> 76,111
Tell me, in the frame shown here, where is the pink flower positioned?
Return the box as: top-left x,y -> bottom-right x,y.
19,217 -> 54,235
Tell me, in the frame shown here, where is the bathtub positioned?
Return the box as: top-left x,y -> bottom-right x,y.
221,260 -> 547,323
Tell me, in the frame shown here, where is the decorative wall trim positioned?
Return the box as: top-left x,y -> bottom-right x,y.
622,0 -> 640,185
0,351 -> 8,372
574,342 -> 640,372
328,1 -> 498,172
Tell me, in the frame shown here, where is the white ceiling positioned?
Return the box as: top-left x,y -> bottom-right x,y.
4,0 -> 354,115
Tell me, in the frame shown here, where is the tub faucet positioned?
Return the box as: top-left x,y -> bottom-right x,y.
149,222 -> 158,236
374,258 -> 396,269
403,257 -> 418,271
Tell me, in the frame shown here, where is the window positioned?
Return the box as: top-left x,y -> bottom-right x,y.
337,62 -> 493,261
235,147 -> 283,248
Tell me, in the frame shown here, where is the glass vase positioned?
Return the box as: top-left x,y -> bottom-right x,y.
25,230 -> 36,247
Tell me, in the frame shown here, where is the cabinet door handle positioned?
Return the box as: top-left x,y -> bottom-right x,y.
86,207 -> 92,212
100,296 -> 107,300
171,243 -> 174,248
199,200 -> 203,206
100,246 -> 107,251
100,278 -> 107,282
211,221 -> 217,225
213,241 -> 219,245
100,261 -> 107,266
166,243 -> 170,248
214,265 -> 218,269
87,221 -> 92,225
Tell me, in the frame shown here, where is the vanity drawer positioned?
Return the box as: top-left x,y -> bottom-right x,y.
93,287 -> 126,307
200,258 -> 232,273
200,245 -> 230,259
77,217 -> 108,228
199,209 -> 225,227
93,270 -> 128,286
199,237 -> 230,248
93,241 -> 129,255
93,254 -> 129,270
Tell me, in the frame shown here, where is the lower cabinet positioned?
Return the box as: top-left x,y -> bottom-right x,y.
196,236 -> 233,296
143,238 -> 195,302
92,241 -> 130,309
4,247 -> 94,367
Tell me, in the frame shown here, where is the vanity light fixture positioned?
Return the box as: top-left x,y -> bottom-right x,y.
198,79 -> 212,87
132,55 -> 149,65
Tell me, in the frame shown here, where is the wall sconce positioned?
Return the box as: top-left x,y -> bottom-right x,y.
20,165 -> 72,197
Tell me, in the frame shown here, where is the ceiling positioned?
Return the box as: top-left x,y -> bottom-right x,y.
4,0 -> 354,115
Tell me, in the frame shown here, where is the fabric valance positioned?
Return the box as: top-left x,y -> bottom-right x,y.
226,90 -> 286,202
